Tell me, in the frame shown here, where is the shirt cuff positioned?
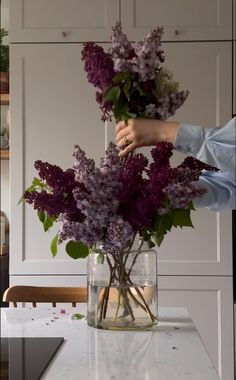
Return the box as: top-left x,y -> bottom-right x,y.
174,124 -> 205,156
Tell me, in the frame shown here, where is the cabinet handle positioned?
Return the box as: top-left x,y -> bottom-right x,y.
174,30 -> 180,36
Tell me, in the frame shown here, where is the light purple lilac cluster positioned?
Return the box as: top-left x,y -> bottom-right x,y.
130,27 -> 165,81
58,143 -> 134,253
145,90 -> 190,120
109,23 -> 164,80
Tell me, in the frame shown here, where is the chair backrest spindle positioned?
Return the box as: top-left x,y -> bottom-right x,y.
2,286 -> 87,307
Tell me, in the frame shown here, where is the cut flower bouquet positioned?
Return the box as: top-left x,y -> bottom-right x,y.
23,23 -> 217,330
81,22 -> 189,123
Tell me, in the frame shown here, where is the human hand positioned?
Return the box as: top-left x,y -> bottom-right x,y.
116,118 -> 180,156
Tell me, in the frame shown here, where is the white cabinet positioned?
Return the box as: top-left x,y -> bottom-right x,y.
10,0 -> 120,42
10,44 -> 105,276
159,276 -> 234,380
156,42 -> 232,276
10,0 -> 233,43
121,0 -> 232,41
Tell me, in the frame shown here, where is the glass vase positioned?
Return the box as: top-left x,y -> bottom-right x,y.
87,239 -> 158,330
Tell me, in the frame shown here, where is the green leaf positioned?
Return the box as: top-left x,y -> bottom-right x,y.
17,196 -> 24,205
148,240 -> 156,248
123,111 -> 137,119
102,86 -> 121,104
72,313 -> 85,320
43,214 -> 56,232
32,177 -> 46,189
155,214 -> 172,236
188,201 -> 195,211
50,233 -> 59,257
171,209 -> 194,228
37,210 -> 46,223
112,72 -> 126,84
154,233 -> 165,247
20,177 -> 47,204
123,78 -> 131,101
135,84 -> 147,96
97,252 -> 105,264
66,240 -> 89,260
153,213 -> 173,247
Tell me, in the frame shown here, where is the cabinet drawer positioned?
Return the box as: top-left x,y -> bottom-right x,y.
121,0 -> 232,41
10,0 -> 120,42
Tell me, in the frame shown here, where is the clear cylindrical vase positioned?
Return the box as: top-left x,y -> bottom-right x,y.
87,240 -> 158,330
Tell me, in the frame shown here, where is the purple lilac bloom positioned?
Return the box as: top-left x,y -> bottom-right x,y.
59,143 -> 134,252
179,156 -> 219,173
162,153 -> 217,209
109,22 -> 136,73
132,27 -> 165,81
24,161 -> 83,221
150,142 -> 173,168
164,182 -> 207,208
145,90 -> 189,120
24,190 -> 82,222
118,145 -> 172,230
118,153 -> 151,230
81,42 -> 115,91
34,160 -> 76,193
102,216 -> 134,253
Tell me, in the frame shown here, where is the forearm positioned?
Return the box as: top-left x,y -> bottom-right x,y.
153,120 -> 180,144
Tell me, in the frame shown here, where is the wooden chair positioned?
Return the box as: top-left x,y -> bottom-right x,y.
2,286 -> 87,307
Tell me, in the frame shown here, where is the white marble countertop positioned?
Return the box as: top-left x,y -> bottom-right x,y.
1,305 -> 219,380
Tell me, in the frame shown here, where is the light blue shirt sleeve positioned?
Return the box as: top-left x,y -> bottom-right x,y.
174,117 -> 236,211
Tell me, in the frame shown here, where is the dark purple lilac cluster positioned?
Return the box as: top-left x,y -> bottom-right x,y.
81,42 -> 115,91
81,42 -> 115,121
118,142 -> 210,232
24,161 -> 83,222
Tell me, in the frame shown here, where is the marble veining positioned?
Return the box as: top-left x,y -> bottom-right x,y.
1,306 -> 219,380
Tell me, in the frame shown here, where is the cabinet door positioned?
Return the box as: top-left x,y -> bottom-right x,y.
159,276 -> 234,380
157,42 -> 232,276
108,42 -> 233,276
10,0 -> 119,42
121,0 -> 232,41
10,44 -> 106,275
